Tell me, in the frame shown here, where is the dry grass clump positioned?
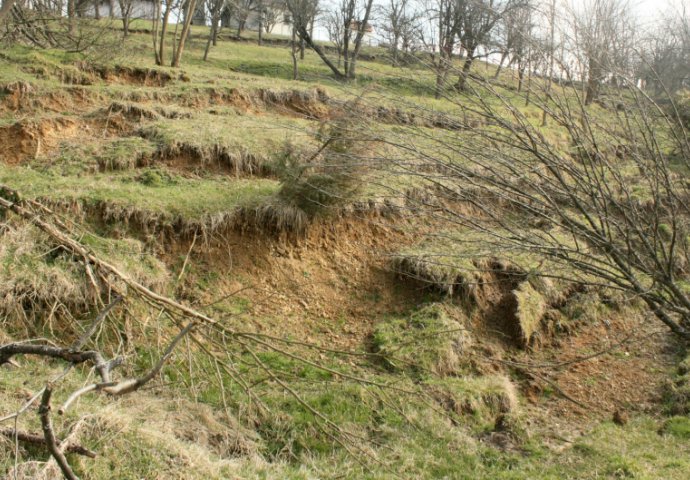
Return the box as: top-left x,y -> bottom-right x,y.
513,281 -> 547,346
0,80 -> 34,111
0,360 -> 260,480
257,87 -> 331,118
665,351 -> 690,415
431,375 -> 519,425
0,221 -> 168,331
104,101 -> 192,122
234,202 -> 310,236
0,223 -> 91,324
72,63 -> 173,87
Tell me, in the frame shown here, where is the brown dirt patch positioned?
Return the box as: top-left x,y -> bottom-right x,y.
518,313 -> 682,425
0,81 -> 34,111
173,216 -> 431,350
0,117 -> 83,164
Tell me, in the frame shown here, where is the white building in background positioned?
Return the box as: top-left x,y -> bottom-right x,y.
83,0 -> 156,20
220,8 -> 293,37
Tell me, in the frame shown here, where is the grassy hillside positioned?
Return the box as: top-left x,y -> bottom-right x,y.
1,22 -> 689,480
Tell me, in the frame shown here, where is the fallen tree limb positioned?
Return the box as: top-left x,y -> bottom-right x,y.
0,427 -> 96,458
0,187 -> 222,330
0,343 -> 117,383
103,321 -> 195,395
39,387 -> 79,480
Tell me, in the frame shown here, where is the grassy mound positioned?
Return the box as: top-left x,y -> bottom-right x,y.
372,303 -> 472,378
139,112 -> 315,177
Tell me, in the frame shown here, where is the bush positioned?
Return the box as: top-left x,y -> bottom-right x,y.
276,112 -> 369,217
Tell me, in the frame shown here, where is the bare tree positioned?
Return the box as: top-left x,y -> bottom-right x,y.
286,0 -> 349,79
341,0 -> 375,79
230,0 -> 255,36
325,7 -> 346,68
153,0 -> 176,65
541,0 -> 556,126
203,0 -> 226,60
492,0 -> 533,81
420,0 -> 459,98
638,3 -> 690,95
375,60 -> 690,341
3,0 -> 117,52
454,0 -> 520,91
152,0 -> 197,67
570,0 -> 637,105
378,0 -> 420,65
262,0 -> 284,33
171,0 -> 198,67
286,0 -> 373,80
117,0 -> 134,37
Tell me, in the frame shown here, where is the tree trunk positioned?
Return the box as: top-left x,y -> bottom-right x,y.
517,63 -> 525,93
67,0 -> 76,35
0,0 -> 15,23
119,1 -> 131,37
391,33 -> 400,66
93,0 -> 100,19
158,1 -> 172,66
435,69 -> 445,99
456,56 -> 474,91
291,27 -> 298,80
120,1 -> 132,38
204,23 -> 215,60
347,0 -> 374,80
152,0 -> 162,65
204,7 -> 221,60
524,43 -> 533,107
585,59 -> 601,106
171,0 -> 197,67
296,26 -> 345,80
258,7 -> 263,46
542,0 -> 556,127
493,51 -> 508,79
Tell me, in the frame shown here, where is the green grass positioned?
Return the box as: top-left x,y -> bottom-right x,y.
372,303 -> 471,378
0,164 -> 279,219
2,18 -> 689,480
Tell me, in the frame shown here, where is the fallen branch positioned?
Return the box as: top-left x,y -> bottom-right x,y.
0,188 -> 222,329
0,427 -> 96,457
39,387 -> 79,480
103,322 -> 195,396
0,343 -> 115,383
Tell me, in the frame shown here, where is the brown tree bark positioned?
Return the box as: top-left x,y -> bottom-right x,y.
172,0 -> 197,67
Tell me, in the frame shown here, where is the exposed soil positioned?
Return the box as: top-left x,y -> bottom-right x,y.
517,312 -> 683,441
172,216 -> 432,350
0,81 -> 34,111
0,117 -> 82,164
